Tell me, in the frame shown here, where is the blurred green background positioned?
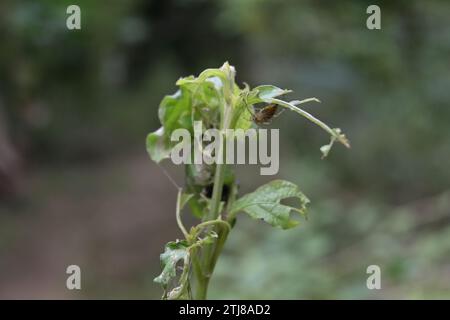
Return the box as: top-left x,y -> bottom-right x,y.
0,0 -> 449,299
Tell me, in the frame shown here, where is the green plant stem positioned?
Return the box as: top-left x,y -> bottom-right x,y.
208,224 -> 230,273
192,249 -> 206,297
206,161 -> 226,222
209,182 -> 236,273
195,160 -> 226,299
195,98 -> 235,299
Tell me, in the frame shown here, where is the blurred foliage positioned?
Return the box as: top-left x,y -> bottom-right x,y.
0,0 -> 449,298
211,191 -> 450,299
0,0 -> 242,162
209,0 -> 450,299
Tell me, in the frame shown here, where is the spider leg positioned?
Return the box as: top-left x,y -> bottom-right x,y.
273,108 -> 285,118
242,101 -> 256,122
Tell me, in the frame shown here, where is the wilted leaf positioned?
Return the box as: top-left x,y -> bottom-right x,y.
158,88 -> 192,136
230,180 -> 310,229
146,127 -> 171,163
234,105 -> 253,130
250,85 -> 291,103
154,240 -> 190,286
147,65 -> 235,166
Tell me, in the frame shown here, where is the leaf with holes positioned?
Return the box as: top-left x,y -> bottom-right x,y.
229,179 -> 310,229
154,240 -> 190,287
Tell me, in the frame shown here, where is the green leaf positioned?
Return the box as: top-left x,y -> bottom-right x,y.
247,85 -> 291,104
147,66 -> 233,167
146,86 -> 193,164
187,196 -> 206,219
234,105 -> 253,130
158,88 -> 192,135
175,65 -> 229,103
231,87 -> 254,130
230,179 -> 310,229
178,76 -> 222,108
154,240 -> 190,286
146,127 -> 171,163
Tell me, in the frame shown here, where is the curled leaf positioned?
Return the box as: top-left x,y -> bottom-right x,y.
247,85 -> 291,105
154,240 -> 190,287
146,127 -> 171,163
154,234 -> 217,299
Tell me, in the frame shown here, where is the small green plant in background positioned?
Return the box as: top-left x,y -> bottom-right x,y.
146,62 -> 349,300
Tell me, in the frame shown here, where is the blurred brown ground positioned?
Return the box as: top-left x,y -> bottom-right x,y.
0,152 -> 179,299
